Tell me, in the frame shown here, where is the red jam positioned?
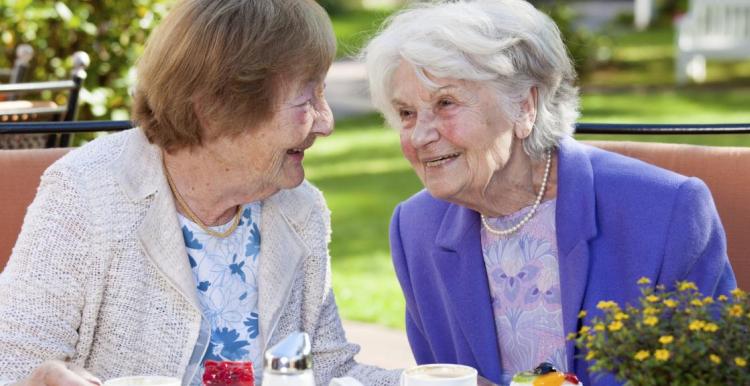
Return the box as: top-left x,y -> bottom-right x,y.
202,360 -> 254,386
564,373 -> 580,384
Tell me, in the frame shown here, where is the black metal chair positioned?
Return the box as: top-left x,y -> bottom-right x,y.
0,51 -> 90,148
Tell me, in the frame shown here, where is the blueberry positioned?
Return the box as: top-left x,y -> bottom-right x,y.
533,362 -> 558,375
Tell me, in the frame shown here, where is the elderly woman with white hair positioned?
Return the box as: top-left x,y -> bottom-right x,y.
364,1 -> 736,385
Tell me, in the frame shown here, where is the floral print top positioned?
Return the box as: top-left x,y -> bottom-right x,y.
480,199 -> 567,386
178,203 -> 263,383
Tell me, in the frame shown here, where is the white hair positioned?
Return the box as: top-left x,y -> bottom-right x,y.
363,0 -> 580,159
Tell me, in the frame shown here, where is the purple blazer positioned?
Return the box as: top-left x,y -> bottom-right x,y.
389,138 -> 736,385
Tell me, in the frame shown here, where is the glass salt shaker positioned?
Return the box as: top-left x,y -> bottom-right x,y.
262,331 -> 315,386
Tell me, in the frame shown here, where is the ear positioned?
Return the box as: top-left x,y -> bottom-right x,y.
513,86 -> 538,139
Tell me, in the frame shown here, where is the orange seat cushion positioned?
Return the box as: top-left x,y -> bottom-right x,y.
587,141 -> 750,290
0,148 -> 70,270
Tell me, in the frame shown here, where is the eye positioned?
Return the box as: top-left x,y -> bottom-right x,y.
437,98 -> 454,108
398,109 -> 414,121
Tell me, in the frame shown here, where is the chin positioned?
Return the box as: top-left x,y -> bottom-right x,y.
425,183 -> 460,202
281,173 -> 306,190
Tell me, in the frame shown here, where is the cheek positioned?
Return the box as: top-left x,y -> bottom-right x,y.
399,132 -> 418,164
293,109 -> 311,125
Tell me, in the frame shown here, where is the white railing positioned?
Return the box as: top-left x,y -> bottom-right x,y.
675,0 -> 750,84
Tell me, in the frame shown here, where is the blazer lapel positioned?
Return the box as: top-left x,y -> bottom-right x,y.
138,190 -> 201,312
434,203 -> 502,382
256,188 -> 311,348
113,128 -> 201,312
556,138 -> 598,372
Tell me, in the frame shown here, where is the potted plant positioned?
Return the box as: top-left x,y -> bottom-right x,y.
571,278 -> 749,386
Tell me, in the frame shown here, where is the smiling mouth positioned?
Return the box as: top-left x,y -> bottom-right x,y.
424,153 -> 460,167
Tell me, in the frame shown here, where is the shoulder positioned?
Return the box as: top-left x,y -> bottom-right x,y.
579,142 -> 694,202
44,129 -> 134,183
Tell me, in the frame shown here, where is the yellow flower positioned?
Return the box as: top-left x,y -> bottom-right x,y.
594,323 -> 605,332
731,288 -> 746,299
703,323 -> 719,332
567,332 -> 577,340
702,296 -> 714,304
634,350 -> 650,361
586,351 -> 596,361
578,310 -> 587,318
646,295 -> 660,303
735,357 -> 747,367
644,316 -> 659,326
655,349 -> 670,361
710,354 -> 721,364
580,326 -> 591,335
689,320 -> 706,331
663,299 -> 678,308
729,305 -> 744,317
597,300 -> 618,310
615,312 -> 630,321
637,277 -> 651,285
690,299 -> 704,307
658,335 -> 674,344
644,307 -> 659,315
718,295 -> 728,302
608,321 -> 623,331
678,281 -> 698,291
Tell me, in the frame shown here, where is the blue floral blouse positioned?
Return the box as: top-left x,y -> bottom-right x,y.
178,203 -> 263,382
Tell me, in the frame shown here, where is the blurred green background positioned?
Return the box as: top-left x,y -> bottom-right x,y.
2,0 -> 748,329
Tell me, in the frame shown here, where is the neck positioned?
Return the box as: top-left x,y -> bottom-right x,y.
472,141 -> 557,217
162,143 -> 270,226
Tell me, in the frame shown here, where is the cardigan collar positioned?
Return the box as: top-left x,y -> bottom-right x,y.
434,136 -> 598,376
111,128 -> 313,342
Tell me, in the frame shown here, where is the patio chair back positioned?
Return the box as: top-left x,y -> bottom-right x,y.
0,44 -> 34,89
0,51 -> 90,148
589,140 -> 750,290
0,147 -> 70,271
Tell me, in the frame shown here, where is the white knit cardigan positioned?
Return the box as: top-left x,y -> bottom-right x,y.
0,129 -> 401,385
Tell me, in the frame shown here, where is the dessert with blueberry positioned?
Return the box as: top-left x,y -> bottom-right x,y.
510,362 -> 581,386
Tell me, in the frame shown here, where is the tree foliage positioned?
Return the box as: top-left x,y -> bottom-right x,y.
0,0 -> 173,120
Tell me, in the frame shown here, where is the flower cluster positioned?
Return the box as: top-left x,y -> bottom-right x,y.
571,279 -> 749,386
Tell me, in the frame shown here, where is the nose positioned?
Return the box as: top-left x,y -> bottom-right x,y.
411,110 -> 439,148
312,98 -> 333,137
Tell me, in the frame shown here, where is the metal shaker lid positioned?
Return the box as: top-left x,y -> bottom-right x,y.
264,331 -> 312,374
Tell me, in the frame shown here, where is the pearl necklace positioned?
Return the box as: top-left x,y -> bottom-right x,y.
480,148 -> 552,236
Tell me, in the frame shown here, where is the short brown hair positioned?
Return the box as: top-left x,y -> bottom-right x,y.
132,0 -> 336,150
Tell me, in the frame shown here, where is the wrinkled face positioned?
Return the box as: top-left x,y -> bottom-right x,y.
211,76 -> 333,197
390,61 -> 518,202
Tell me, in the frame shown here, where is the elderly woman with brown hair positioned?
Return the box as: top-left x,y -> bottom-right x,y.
364,1 -> 736,385
0,0 -> 400,385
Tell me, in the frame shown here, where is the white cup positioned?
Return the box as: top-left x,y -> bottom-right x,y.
400,364 -> 477,386
103,376 -> 181,386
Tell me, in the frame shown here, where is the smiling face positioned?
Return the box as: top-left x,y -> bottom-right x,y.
390,61 -> 525,205
206,75 -> 333,199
